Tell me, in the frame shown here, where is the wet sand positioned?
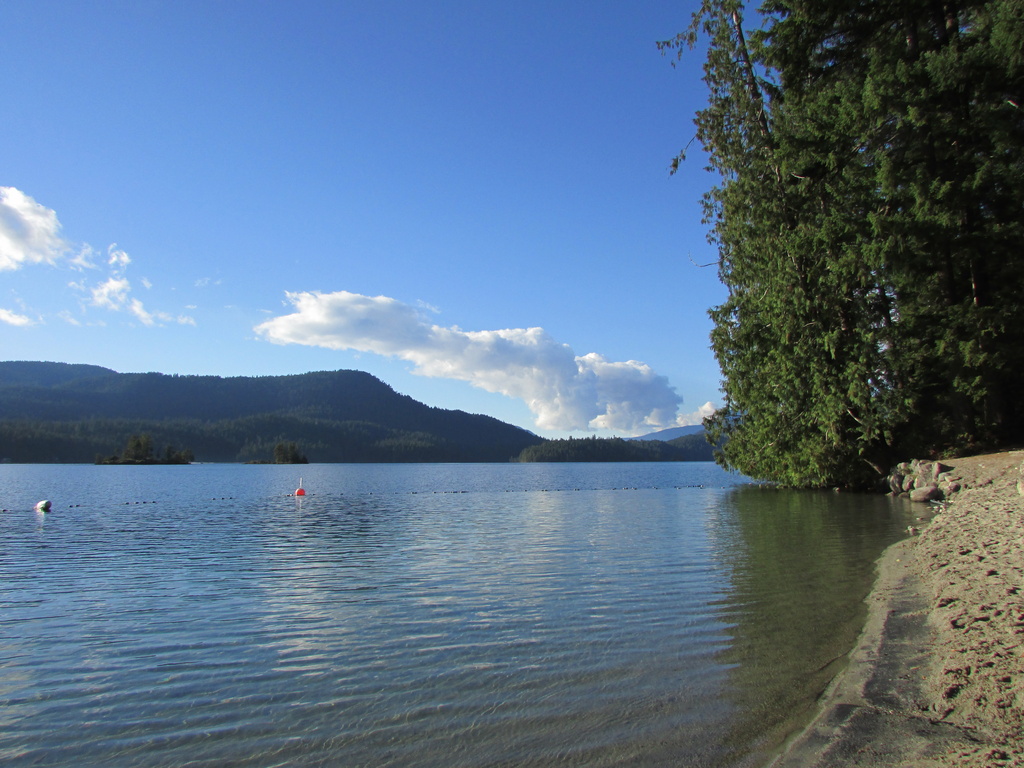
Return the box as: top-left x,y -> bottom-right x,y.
770,450 -> 1024,768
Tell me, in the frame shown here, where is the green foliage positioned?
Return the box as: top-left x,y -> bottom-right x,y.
95,433 -> 194,465
667,432 -> 720,461
124,433 -> 154,461
273,441 -> 308,464
515,434 -> 716,463
663,0 -> 1024,487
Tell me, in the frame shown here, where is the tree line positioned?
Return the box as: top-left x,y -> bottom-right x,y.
0,416 -> 529,464
515,433 -> 716,463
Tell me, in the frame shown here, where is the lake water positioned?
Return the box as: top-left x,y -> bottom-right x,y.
0,462 -> 918,767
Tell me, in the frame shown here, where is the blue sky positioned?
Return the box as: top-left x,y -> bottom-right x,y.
1,0 -> 723,438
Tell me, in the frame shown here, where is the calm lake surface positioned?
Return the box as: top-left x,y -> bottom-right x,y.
0,462 -> 918,767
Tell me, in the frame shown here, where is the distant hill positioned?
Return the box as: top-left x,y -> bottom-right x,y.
628,425 -> 706,441
0,361 -> 542,463
0,361 -> 116,387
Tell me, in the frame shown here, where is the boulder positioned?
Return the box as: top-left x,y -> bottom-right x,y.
909,483 -> 942,503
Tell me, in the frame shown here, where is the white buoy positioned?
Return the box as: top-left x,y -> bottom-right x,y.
34,500 -> 52,512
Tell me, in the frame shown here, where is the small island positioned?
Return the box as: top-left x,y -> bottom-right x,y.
245,441 -> 309,464
95,433 -> 194,465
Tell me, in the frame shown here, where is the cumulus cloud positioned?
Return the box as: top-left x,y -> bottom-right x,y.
0,186 -> 69,271
255,290 -> 691,433
679,400 -> 716,427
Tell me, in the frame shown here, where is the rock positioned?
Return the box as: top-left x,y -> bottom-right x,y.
910,483 -> 943,503
888,459 -> 962,502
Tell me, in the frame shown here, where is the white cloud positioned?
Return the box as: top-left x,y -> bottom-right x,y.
107,245 -> 131,269
75,243 -> 195,327
128,298 -> 157,326
0,188 -> 194,329
0,307 -> 36,327
90,276 -> 132,310
678,400 -> 716,426
255,290 -> 690,433
67,243 -> 98,270
0,187 -> 69,271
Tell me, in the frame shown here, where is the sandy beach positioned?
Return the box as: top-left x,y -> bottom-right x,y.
771,450 -> 1024,768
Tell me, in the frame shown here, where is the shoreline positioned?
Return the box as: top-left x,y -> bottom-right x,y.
769,450 -> 1024,767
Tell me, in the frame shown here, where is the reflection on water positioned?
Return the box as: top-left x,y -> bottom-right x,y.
0,463 -> 916,767
707,486 -> 915,763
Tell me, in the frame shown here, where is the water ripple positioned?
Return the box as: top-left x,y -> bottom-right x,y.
0,463 -> 914,767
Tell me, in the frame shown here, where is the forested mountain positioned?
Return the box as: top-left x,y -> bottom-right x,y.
0,362 -> 542,463
661,0 -> 1024,488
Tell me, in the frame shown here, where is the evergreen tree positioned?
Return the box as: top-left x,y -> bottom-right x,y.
124,433 -> 154,462
273,441 -> 308,464
662,0 -> 1024,487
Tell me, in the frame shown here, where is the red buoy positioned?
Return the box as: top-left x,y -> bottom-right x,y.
295,478 -> 306,496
